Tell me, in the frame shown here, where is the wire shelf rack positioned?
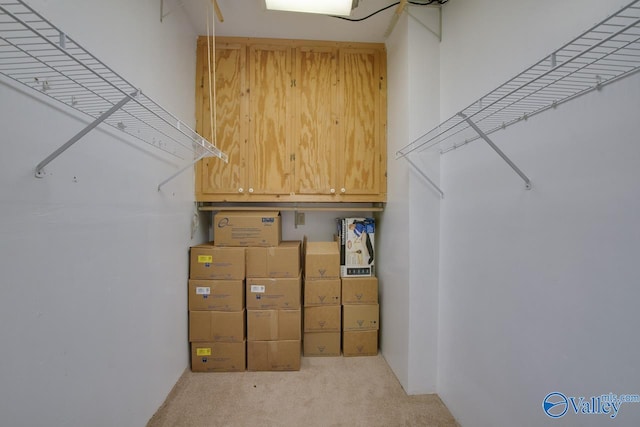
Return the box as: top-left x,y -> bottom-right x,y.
0,0 -> 227,187
396,0 -> 640,158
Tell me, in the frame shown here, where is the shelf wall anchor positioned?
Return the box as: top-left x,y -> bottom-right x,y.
35,90 -> 139,178
458,112 -> 532,190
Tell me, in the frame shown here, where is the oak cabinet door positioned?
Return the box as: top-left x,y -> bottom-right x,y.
197,39 -> 247,195
248,44 -> 293,195
338,48 -> 382,196
294,46 -> 338,196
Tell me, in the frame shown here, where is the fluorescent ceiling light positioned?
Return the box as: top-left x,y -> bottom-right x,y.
265,0 -> 354,16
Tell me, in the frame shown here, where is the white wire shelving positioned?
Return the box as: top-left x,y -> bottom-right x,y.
397,0 -> 640,193
0,0 -> 227,190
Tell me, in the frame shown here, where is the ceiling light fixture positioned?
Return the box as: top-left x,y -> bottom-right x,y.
265,0 -> 356,17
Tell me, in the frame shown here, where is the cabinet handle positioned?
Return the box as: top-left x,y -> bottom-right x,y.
341,188 -> 346,193
330,188 -> 336,194
248,188 -> 254,193
238,187 -> 243,193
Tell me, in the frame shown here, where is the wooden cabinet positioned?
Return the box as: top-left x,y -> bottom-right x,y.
195,37 -> 386,203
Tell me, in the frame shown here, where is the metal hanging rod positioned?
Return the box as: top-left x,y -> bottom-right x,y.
0,0 -> 227,188
396,0 -> 640,158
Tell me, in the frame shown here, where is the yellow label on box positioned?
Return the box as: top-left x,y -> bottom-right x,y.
198,255 -> 213,263
196,348 -> 212,356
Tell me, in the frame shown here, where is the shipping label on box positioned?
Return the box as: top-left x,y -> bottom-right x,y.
303,305 -> 341,333
246,241 -> 301,278
341,277 -> 378,305
247,309 -> 301,341
338,218 -> 375,277
247,340 -> 301,371
214,211 -> 281,247
342,304 -> 379,331
191,341 -> 246,372
304,278 -> 341,306
189,243 -> 245,280
305,241 -> 340,279
343,330 -> 378,357
188,279 -> 245,311
303,332 -> 341,357
246,275 -> 301,310
189,310 -> 246,342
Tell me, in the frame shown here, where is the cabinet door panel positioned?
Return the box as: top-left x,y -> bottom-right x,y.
295,47 -> 337,195
200,41 -> 247,194
339,49 -> 380,196
249,45 -> 292,195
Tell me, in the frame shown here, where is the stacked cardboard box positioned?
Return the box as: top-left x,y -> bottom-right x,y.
342,276 -> 379,357
303,241 -> 342,357
215,211 -> 302,371
188,243 -> 246,372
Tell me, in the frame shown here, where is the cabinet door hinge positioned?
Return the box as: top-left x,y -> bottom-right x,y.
290,154 -> 295,161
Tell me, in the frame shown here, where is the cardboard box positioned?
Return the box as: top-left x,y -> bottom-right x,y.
305,241 -> 340,280
303,305 -> 341,332
247,340 -> 301,371
213,211 -> 281,247
303,332 -> 341,357
189,310 -> 245,342
343,330 -> 378,357
304,278 -> 341,306
338,218 -> 375,277
341,277 -> 378,305
246,241 -> 301,278
247,309 -> 301,341
188,279 -> 244,311
189,243 -> 245,280
191,341 -> 246,372
246,275 -> 301,310
342,304 -> 379,331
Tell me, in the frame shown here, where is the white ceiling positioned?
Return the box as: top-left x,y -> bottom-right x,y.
180,0 -> 411,43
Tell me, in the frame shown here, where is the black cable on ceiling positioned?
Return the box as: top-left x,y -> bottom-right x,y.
330,0 -> 448,22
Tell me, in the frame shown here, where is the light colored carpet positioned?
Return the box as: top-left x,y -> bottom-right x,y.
147,354 -> 458,427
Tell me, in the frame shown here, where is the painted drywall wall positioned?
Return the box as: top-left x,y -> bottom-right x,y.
381,8 -> 441,394
380,12 -> 412,391
438,0 -> 640,426
0,1 -> 202,426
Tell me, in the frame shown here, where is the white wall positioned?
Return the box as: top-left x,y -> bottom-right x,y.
381,7 -> 441,394
438,0 -> 640,426
0,1 -> 202,426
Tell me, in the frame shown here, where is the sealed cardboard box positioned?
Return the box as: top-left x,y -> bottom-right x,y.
188,279 -> 244,311
247,340 -> 301,371
305,241 -> 340,280
304,278 -> 341,306
341,277 -> 378,305
247,309 -> 301,341
338,217 -> 375,277
189,310 -> 245,342
213,211 -> 281,247
342,304 -> 379,331
343,330 -> 378,357
191,341 -> 246,372
303,305 -> 341,333
246,275 -> 301,310
190,243 -> 245,280
246,241 -> 301,278
303,332 -> 341,357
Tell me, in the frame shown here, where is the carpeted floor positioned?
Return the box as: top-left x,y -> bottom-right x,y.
147,354 -> 458,427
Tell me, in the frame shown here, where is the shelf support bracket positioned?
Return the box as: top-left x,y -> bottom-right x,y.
158,152 -> 208,192
404,156 -> 444,198
458,113 -> 532,190
35,91 -> 139,178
